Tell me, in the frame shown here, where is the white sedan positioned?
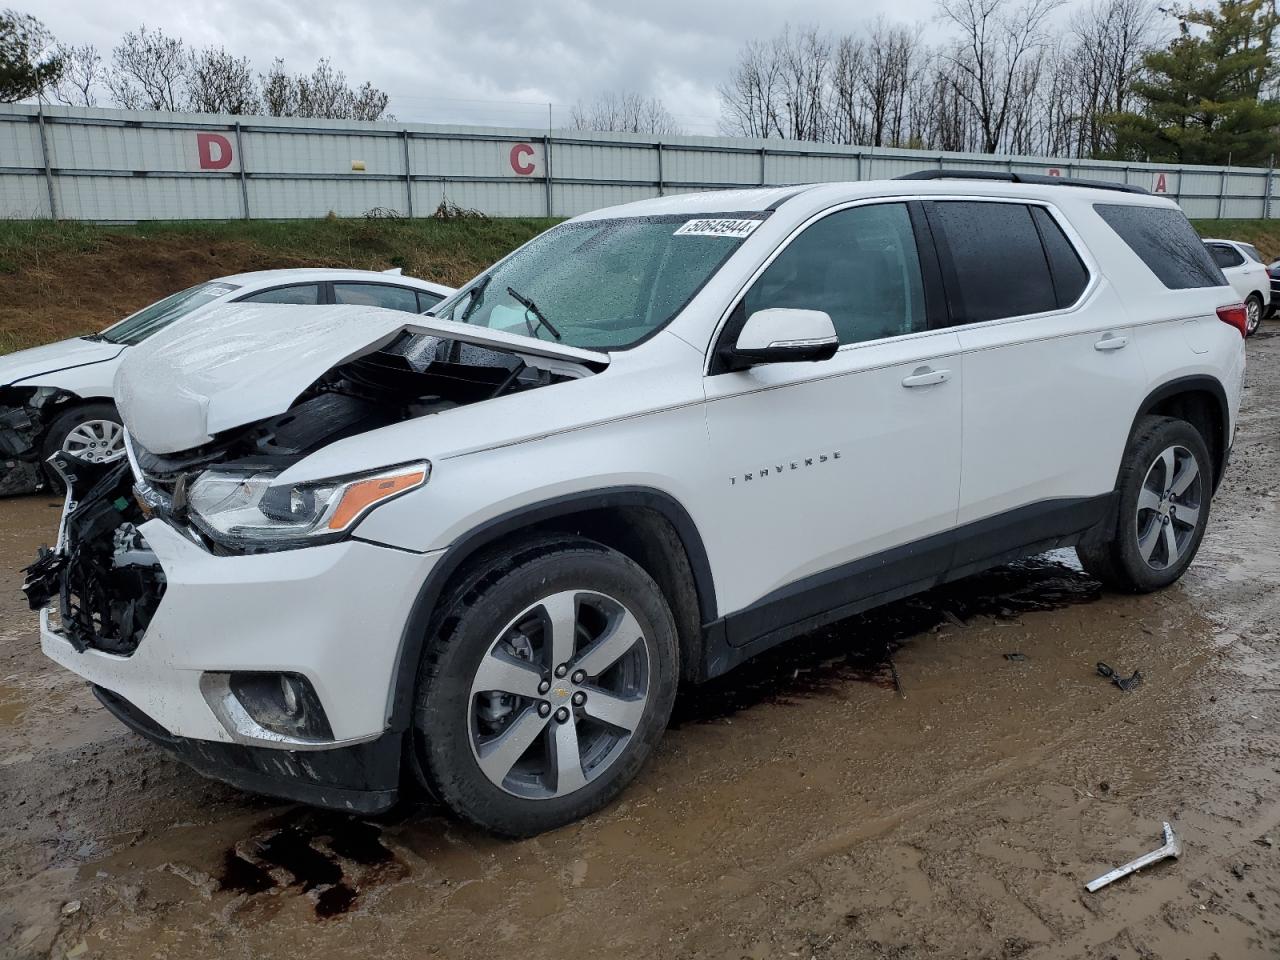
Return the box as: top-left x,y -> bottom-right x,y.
1203,238 -> 1269,336
0,268 -> 453,494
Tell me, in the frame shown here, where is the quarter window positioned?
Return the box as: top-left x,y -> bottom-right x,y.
334,282 -> 420,313
741,203 -> 927,345
240,284 -> 321,305
1093,204 -> 1225,290
928,201 -> 1057,323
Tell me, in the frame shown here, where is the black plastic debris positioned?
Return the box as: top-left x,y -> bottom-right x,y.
1097,661 -> 1143,692
1004,652 -> 1028,662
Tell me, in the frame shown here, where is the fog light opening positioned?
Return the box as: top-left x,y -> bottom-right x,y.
201,671 -> 335,745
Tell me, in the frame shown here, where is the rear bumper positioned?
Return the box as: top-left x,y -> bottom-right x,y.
93,685 -> 402,813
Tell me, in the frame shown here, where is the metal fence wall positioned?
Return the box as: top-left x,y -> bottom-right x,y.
3,103 -> 1275,222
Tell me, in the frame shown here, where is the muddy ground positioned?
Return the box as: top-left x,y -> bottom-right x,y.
1,331 -> 1278,960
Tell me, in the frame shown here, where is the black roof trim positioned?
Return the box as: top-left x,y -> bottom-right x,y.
895,169 -> 1149,195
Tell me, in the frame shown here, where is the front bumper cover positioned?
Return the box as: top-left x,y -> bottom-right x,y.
93,685 -> 402,813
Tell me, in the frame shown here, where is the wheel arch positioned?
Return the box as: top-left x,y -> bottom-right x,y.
1131,375 -> 1230,490
385,486 -> 716,732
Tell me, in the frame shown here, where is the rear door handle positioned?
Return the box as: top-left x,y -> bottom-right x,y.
901,366 -> 951,388
1094,334 -> 1128,351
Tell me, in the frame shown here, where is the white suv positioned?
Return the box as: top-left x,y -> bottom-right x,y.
1202,238 -> 1270,336
25,174 -> 1246,836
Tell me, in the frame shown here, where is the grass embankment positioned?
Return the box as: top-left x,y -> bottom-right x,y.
0,216 -> 1273,355
0,216 -> 557,355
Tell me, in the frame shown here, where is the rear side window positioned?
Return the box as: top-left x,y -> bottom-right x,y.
927,201 -> 1056,322
417,290 -> 443,312
1031,207 -> 1090,307
1094,204 -> 1226,289
240,284 -> 321,305
1241,243 -> 1264,263
334,282 -> 420,312
1207,243 -> 1244,269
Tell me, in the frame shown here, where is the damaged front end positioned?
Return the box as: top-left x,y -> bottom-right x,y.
22,453 -> 164,655
0,386 -> 75,496
23,320 -> 596,654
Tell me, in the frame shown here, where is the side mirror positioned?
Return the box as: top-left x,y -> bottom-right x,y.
726,308 -> 839,371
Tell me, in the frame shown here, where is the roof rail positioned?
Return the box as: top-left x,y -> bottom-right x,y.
895,169 -> 1149,195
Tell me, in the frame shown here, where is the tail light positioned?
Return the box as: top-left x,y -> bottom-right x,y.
1216,303 -> 1248,337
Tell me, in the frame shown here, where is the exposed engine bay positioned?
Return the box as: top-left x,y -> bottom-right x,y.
23,332 -> 581,654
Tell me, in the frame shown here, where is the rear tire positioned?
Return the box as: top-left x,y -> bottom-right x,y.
412,537 -> 679,837
40,402 -> 126,492
1077,415 -> 1212,592
1245,293 -> 1264,337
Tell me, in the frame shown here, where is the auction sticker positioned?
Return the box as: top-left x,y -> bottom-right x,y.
674,218 -> 762,239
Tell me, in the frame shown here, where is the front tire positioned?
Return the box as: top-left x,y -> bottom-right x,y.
1245,293 -> 1264,337
412,537 -> 679,836
1077,415 -> 1212,592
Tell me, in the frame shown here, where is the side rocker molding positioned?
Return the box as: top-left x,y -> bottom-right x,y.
384,486 -> 716,732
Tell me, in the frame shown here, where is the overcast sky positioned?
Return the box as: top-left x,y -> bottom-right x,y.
36,0 -> 1090,133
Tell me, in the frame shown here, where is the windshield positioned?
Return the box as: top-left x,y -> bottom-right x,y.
434,214 -> 765,349
100,282 -> 240,345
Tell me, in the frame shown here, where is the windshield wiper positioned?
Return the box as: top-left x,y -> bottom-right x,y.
506,286 -> 561,340
459,274 -> 491,323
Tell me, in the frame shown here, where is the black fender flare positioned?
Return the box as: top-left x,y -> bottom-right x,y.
1130,374 -> 1231,487
383,485 -> 716,732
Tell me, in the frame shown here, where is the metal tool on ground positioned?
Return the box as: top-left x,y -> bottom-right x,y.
1085,822 -> 1181,892
1097,661 -> 1143,691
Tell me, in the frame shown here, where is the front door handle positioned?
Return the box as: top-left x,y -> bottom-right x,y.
901,366 -> 951,388
1095,334 -> 1129,351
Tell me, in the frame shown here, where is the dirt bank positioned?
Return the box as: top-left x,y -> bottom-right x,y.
1,328 -> 1278,960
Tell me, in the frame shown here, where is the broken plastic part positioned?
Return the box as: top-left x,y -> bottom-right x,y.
1085,822 -> 1181,892
1097,661 -> 1143,691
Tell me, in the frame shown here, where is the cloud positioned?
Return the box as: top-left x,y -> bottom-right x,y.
35,0 -> 1041,132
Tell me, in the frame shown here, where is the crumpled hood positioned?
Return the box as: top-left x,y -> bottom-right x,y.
115,303 -> 608,455
0,337 -> 125,387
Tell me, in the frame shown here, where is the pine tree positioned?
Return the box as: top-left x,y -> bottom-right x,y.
1109,0 -> 1280,164
0,9 -> 62,104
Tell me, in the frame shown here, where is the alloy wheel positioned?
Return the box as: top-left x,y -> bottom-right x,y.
1246,298 -> 1262,335
468,590 -> 651,799
1135,444 -> 1202,571
61,419 -> 126,464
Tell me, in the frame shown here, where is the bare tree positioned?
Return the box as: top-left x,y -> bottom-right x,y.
829,34 -> 869,144
50,43 -> 101,106
258,57 -> 391,120
570,91 -> 682,134
186,46 -> 258,114
937,0 -> 1064,152
1067,0 -> 1160,156
718,37 -> 786,137
777,25 -> 833,140
107,25 -> 187,110
863,19 -> 923,147
258,58 -> 297,116
349,80 -> 390,122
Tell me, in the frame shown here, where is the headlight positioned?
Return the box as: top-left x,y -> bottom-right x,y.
186,461 -> 429,548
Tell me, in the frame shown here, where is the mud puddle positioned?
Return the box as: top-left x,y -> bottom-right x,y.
219,813 -> 402,919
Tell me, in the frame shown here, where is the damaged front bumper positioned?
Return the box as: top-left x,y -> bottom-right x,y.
27,454 -> 444,813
